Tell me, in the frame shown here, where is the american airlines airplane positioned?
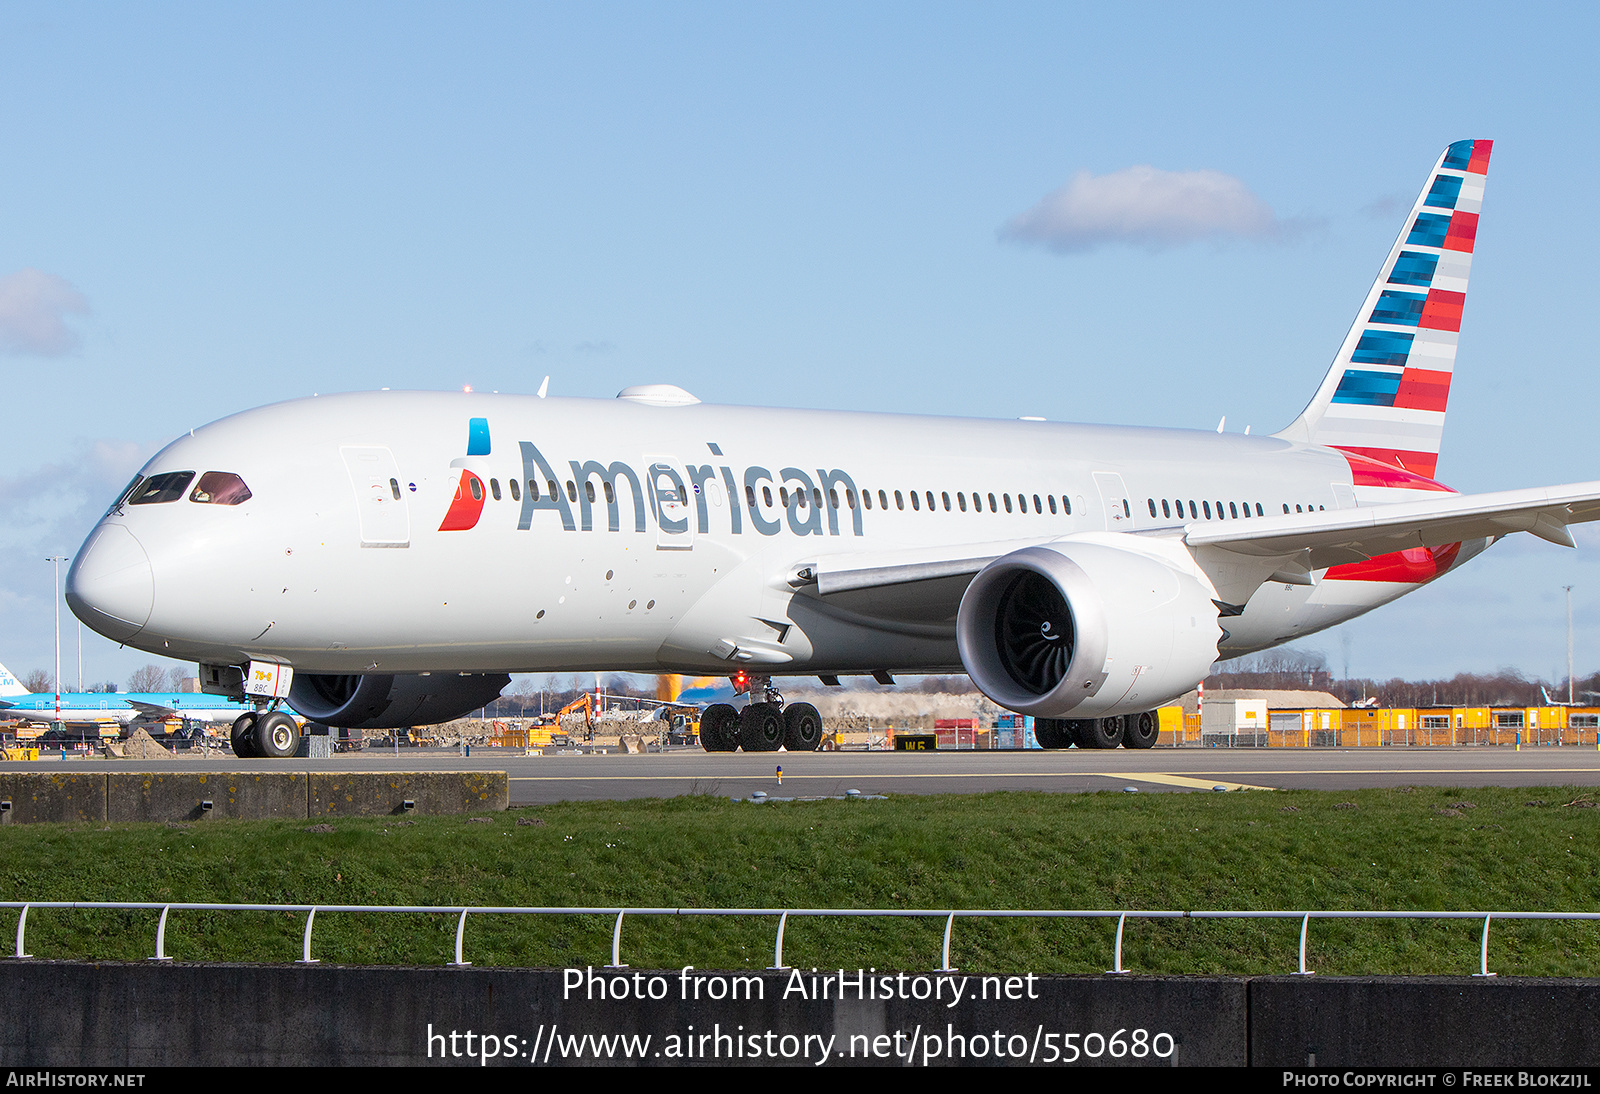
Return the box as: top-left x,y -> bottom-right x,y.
63,140 -> 1600,758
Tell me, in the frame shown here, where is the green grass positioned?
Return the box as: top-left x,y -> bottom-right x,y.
3,785 -> 1599,975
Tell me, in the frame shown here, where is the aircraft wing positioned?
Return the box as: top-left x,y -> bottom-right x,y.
124,700 -> 178,718
805,538 -> 1048,595
796,481 -> 1600,622
1186,479 -> 1600,565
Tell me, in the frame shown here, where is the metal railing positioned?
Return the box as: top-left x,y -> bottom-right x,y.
6,901 -> 1599,976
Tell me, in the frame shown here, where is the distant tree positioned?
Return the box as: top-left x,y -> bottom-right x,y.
22,669 -> 53,694
127,665 -> 169,693
165,666 -> 191,692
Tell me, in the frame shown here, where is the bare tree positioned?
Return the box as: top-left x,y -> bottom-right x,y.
22,669 -> 52,694
127,665 -> 169,693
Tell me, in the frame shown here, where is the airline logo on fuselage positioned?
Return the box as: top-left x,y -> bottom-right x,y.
437,418 -> 865,538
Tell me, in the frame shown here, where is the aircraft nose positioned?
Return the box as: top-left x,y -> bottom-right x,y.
66,523 -> 154,642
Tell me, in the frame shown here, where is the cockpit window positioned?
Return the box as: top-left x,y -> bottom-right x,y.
130,471 -> 196,505
189,471 -> 252,505
107,475 -> 145,516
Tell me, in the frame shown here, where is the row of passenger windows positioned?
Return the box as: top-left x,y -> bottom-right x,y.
1147,498 -> 1325,520
473,475 -> 1331,524
744,486 -> 1074,516
478,475 -> 1078,518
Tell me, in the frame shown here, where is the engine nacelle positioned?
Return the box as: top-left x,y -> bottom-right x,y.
956,537 -> 1221,718
288,672 -> 510,730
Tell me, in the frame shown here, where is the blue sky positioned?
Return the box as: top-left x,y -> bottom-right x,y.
2,2 -> 1597,689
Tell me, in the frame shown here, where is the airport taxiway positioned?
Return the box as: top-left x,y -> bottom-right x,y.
7,746 -> 1600,803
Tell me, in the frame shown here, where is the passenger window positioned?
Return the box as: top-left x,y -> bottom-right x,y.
470,477 -> 484,501
1256,503 -> 1264,516
1063,496 -> 1072,516
862,490 -> 872,510
924,491 -> 933,510
390,478 -> 402,501
878,490 -> 888,509
1229,502 -> 1237,519
528,479 -> 541,501
988,492 -> 998,512
1148,499 -> 1157,517
779,487 -> 789,507
1048,495 -> 1056,514
1203,501 -> 1212,519
846,489 -> 856,509
566,481 -> 577,503
187,471 -> 251,505
1161,499 -> 1170,518
895,490 -> 905,511
584,481 -> 596,504
815,489 -> 825,509
1296,504 -> 1303,513
509,478 -> 520,502
1017,494 -> 1028,513
1283,503 -> 1290,513
958,492 -> 968,512
491,479 -> 502,501
942,491 -> 951,511
604,482 -> 615,504
131,471 -> 195,505
830,488 -> 839,509
547,479 -> 558,501
1003,494 -> 1012,513
1033,494 -> 1042,513
910,491 -> 920,511
746,485 -> 756,507
1214,500 -> 1223,518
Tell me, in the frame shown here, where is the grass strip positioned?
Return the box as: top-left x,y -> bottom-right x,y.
2,784 -> 1597,975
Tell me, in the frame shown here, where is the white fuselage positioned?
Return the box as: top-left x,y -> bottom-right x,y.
65,390 -> 1473,682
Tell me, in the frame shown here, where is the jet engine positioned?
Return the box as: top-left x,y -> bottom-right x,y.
287,672 -> 510,730
955,538 -> 1222,718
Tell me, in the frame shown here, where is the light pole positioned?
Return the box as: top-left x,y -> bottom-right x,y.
1565,585 -> 1576,705
46,555 -> 67,730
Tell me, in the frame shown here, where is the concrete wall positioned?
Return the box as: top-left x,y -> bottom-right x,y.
0,963 -> 1596,1066
0,771 -> 507,823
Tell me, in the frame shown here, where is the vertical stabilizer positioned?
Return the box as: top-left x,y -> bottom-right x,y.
1277,140 -> 1492,478
0,662 -> 32,697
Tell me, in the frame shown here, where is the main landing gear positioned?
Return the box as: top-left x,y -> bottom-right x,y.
1035,711 -> 1160,750
698,676 -> 823,753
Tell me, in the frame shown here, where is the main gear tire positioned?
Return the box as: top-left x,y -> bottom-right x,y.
1033,717 -> 1072,749
739,703 -> 785,752
1124,710 -> 1159,749
1077,716 -> 1125,749
782,703 -> 822,751
698,703 -> 739,752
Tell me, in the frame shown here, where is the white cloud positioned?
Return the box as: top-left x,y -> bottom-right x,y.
1001,165 -> 1297,253
0,268 -> 90,356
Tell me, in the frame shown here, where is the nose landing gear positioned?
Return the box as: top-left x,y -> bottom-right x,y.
229,706 -> 304,759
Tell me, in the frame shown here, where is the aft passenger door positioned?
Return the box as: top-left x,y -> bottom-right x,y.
1093,471 -> 1133,530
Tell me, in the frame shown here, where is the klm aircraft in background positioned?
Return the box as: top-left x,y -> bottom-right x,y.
63,141 -> 1600,758
0,661 -> 245,728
